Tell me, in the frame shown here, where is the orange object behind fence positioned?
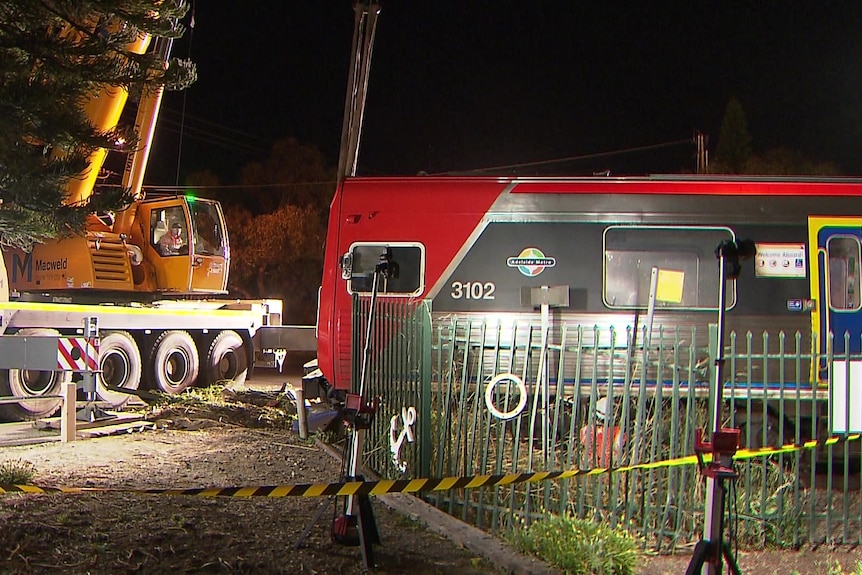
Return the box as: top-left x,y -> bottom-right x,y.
580,424 -> 625,467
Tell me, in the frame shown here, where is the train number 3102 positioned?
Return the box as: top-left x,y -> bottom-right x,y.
450,281 -> 496,300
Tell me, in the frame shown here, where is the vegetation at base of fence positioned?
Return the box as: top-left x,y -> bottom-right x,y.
145,384 -> 238,407
509,513 -> 644,575
422,400 -> 818,550
417,375 -> 807,547
734,457 -> 808,548
0,459 -> 36,487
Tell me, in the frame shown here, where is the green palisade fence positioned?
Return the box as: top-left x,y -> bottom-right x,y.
352,296 -> 862,550
351,296 -> 432,479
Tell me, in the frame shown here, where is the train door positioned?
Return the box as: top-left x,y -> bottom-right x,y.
810,217 -> 862,364
809,216 -> 862,432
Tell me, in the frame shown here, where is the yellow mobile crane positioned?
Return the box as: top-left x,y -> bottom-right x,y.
8,17 -> 228,297
0,11 -> 314,421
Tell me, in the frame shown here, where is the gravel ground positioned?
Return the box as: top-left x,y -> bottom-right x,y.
1,397 -> 860,575
0,397 -> 560,575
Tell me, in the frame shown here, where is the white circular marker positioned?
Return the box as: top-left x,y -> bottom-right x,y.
484,373 -> 528,420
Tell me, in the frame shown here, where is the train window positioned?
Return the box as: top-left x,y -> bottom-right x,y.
603,226 -> 736,310
347,243 -> 424,296
827,236 -> 862,312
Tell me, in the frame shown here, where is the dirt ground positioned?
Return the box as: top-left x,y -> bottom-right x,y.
0,423 -> 504,573
0,398 -> 860,575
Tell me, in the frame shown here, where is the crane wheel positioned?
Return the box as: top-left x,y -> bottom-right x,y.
202,330 -> 248,386
95,331 -> 142,408
149,330 -> 199,394
0,328 -> 68,421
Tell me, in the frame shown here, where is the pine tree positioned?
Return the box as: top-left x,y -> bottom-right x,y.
713,96 -> 753,174
0,0 -> 196,250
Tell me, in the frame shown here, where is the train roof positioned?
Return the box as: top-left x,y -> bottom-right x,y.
341,175 -> 862,197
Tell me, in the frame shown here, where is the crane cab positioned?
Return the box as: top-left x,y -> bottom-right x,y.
3,196 -> 230,298
136,196 -> 230,295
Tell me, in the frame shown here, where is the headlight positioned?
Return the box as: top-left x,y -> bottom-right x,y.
127,245 -> 144,266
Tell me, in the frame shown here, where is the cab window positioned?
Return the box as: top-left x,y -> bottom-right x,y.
346,243 -> 424,296
151,207 -> 187,257
190,202 -> 225,257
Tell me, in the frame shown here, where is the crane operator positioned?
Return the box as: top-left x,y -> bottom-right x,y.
158,222 -> 184,255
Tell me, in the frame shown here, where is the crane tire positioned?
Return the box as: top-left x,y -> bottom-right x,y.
150,330 -> 199,394
0,328 -> 68,421
202,330 -> 248,386
95,331 -> 142,408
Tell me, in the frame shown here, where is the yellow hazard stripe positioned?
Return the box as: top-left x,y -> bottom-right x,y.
733,433 -> 860,460
1,433 -> 858,498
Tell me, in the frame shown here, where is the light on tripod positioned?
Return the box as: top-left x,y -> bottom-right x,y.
686,238 -> 755,575
716,239 -> 756,279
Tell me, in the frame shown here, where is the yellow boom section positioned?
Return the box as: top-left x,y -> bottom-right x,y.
64,32 -> 152,206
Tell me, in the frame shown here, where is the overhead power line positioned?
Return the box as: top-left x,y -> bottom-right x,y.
445,139 -> 693,176
158,117 -> 269,157
135,180 -> 339,193
159,107 -> 272,146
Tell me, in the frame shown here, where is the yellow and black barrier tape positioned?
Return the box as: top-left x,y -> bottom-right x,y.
1,433 -> 858,498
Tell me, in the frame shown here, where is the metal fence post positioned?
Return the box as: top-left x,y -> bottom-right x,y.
420,301 -> 432,479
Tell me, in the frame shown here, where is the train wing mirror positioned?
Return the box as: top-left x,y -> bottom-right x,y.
341,252 -> 353,280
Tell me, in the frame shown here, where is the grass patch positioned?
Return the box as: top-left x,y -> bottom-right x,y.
0,458 -> 37,485
145,385 -> 232,407
139,384 -> 298,429
831,560 -> 862,575
733,457 -> 807,548
510,514 -> 644,575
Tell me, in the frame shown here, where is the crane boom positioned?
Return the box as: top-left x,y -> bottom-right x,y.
336,1 -> 381,181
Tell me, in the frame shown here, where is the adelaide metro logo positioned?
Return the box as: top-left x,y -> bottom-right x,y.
506,247 -> 556,277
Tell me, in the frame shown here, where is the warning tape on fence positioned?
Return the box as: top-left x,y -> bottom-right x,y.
1,433 -> 859,498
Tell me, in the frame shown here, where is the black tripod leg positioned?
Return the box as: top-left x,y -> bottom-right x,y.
722,542 -> 742,575
359,493 -> 380,544
295,496 -> 336,549
356,495 -> 377,569
685,540 -> 710,575
686,539 -> 739,575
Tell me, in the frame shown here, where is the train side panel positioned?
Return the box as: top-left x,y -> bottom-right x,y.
318,176 -> 862,396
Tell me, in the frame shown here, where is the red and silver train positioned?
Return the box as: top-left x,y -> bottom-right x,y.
315,175 -> 862,402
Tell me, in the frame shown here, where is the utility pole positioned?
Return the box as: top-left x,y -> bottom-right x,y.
695,131 -> 709,174
337,1 -> 381,181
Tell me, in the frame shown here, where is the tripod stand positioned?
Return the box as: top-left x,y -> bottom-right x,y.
685,429 -> 742,575
295,249 -> 394,569
686,239 -> 754,575
293,395 -> 380,570
331,394 -> 380,568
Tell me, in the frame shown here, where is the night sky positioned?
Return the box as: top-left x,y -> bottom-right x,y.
150,2 -> 862,184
